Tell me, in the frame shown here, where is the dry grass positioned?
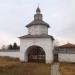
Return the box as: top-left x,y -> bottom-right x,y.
60,62 -> 75,75
0,56 -> 20,66
0,57 -> 51,75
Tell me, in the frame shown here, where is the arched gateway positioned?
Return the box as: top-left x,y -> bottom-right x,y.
26,46 -> 45,63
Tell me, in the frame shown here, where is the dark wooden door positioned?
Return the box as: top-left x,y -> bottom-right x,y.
54,54 -> 58,62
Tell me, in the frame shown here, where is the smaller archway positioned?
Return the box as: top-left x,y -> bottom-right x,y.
26,45 -> 45,63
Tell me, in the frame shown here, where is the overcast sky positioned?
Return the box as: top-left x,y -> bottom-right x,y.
0,0 -> 75,48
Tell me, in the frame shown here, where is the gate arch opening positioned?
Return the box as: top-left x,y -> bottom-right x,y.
26,45 -> 45,63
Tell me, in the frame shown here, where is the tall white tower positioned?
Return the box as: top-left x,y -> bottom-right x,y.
19,7 -> 54,64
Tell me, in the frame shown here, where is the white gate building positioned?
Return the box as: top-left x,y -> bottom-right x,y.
19,7 -> 54,64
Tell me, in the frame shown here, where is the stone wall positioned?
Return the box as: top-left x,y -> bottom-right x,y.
0,50 -> 20,58
58,53 -> 75,62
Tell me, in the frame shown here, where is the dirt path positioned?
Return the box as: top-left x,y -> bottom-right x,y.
51,62 -> 61,75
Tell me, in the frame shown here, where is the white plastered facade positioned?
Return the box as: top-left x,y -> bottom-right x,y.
20,38 -> 54,64
28,25 -> 48,35
58,53 -> 75,62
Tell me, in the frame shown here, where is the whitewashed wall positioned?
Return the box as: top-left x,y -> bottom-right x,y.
0,50 -> 20,58
20,38 -> 54,64
58,53 -> 75,62
28,25 -> 48,35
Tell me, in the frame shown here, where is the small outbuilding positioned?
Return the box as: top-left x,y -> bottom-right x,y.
54,43 -> 75,62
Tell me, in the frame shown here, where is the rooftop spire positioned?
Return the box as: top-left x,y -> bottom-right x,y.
36,5 -> 41,14
34,6 -> 42,20
26,6 -> 50,28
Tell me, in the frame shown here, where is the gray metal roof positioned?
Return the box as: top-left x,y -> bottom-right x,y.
26,20 -> 50,28
19,34 -> 54,40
